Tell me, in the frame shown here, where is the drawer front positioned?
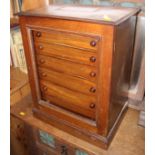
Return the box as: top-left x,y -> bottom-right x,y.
40,80 -> 96,119
33,30 -> 99,51
34,42 -> 97,66
36,55 -> 97,82
38,67 -> 96,96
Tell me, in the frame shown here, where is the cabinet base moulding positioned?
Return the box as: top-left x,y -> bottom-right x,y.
33,101 -> 128,149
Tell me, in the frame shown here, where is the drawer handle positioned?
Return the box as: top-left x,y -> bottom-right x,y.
38,45 -> 43,50
90,71 -> 96,77
41,72 -> 47,77
90,56 -> 96,62
90,87 -> 96,93
36,32 -> 41,37
89,103 -> 96,109
90,40 -> 97,47
39,59 -> 45,64
42,86 -> 48,92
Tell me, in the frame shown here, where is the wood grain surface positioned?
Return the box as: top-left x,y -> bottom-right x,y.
19,6 -> 139,148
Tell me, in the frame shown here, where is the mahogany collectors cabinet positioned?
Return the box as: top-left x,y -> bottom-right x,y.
19,5 -> 139,149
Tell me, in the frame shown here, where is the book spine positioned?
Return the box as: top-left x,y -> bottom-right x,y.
18,0 -> 22,12
10,28 -> 27,73
10,33 -> 19,67
10,51 -> 13,66
15,44 -> 27,73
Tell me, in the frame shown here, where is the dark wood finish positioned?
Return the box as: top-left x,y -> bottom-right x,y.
36,54 -> 97,81
18,5 -> 139,149
108,16 -> 137,130
33,30 -> 99,51
40,80 -> 96,119
38,67 -> 96,95
18,5 -> 139,25
34,42 -> 97,66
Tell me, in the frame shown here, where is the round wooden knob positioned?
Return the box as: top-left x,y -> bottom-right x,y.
39,45 -> 43,50
41,72 -> 47,77
90,56 -> 96,62
39,59 -> 45,64
90,87 -> 96,93
36,32 -> 41,37
89,103 -> 96,109
90,72 -> 96,77
43,86 -> 48,91
90,40 -> 97,47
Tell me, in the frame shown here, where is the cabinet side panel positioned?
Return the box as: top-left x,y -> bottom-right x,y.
109,16 -> 137,130
19,16 -> 41,107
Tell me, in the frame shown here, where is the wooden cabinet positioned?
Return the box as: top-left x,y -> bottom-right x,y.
18,5 -> 139,149
11,115 -> 90,155
34,129 -> 91,155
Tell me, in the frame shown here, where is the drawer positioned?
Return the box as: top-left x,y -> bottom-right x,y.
34,42 -> 97,66
38,67 -> 96,96
40,80 -> 96,119
36,55 -> 97,82
33,30 -> 99,51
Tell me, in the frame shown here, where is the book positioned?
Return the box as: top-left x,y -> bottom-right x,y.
10,27 -> 27,73
12,0 -> 22,14
10,32 -> 19,67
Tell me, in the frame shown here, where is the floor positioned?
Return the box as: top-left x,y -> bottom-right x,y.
103,108 -> 145,155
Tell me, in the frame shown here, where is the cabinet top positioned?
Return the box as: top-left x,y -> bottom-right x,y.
18,5 -> 139,25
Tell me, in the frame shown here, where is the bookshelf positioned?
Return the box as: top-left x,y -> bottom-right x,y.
10,0 -> 26,73
10,26 -> 27,73
10,0 -> 50,74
